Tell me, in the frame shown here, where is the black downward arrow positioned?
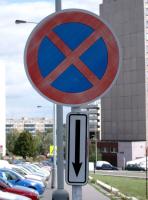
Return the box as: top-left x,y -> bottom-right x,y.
72,120 -> 82,176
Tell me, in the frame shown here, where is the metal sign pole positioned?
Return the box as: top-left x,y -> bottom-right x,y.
56,104 -> 64,189
56,0 -> 63,190
71,107 -> 82,200
52,1 -> 69,199
51,103 -> 56,189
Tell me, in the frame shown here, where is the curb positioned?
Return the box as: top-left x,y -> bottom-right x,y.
89,176 -> 138,200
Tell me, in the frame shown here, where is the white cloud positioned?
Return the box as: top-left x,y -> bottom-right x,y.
0,0 -> 102,119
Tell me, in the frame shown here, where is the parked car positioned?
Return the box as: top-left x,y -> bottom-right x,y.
22,164 -> 49,181
0,177 -> 39,194
30,164 -> 50,178
96,161 -> 118,170
0,178 -> 39,200
0,168 -> 45,195
10,165 -> 46,185
125,164 -> 145,171
126,157 -> 147,171
0,160 -> 11,169
0,191 -> 31,200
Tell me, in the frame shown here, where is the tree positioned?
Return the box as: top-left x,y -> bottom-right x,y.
89,142 -> 96,162
14,131 -> 35,159
6,130 -> 20,155
35,130 -> 53,155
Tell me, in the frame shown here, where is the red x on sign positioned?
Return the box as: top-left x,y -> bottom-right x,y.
24,9 -> 121,105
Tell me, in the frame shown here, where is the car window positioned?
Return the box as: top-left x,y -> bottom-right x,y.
102,164 -> 111,168
13,168 -> 26,176
4,171 -> 18,180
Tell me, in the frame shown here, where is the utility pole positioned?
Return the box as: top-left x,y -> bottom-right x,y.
52,0 -> 69,199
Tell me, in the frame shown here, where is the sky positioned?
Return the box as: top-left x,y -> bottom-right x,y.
0,0 -> 103,120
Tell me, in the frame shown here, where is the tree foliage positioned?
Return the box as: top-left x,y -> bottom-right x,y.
89,142 -> 96,162
6,130 -> 20,155
6,128 -> 53,159
35,130 -> 53,155
13,131 -> 35,159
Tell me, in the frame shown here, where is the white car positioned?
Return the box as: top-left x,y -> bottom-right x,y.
10,165 -> 46,185
31,164 -> 50,177
0,160 -> 11,169
23,164 -> 49,181
96,161 -> 110,168
0,191 -> 31,200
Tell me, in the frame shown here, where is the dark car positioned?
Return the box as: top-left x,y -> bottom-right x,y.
96,163 -> 118,170
125,164 -> 145,171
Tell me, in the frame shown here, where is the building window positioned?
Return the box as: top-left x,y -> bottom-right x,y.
110,147 -> 117,153
6,124 -> 13,128
146,45 -> 148,53
24,124 -> 35,128
146,8 -> 148,15
101,147 -> 107,153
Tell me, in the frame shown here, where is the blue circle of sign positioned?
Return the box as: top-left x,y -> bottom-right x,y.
38,22 -> 108,93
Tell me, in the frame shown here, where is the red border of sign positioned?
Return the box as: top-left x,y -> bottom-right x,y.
24,9 -> 120,106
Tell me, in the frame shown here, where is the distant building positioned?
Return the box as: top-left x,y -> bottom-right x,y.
80,100 -> 101,141
100,0 -> 147,167
6,117 -> 53,135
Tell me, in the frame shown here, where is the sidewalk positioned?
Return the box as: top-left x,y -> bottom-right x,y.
43,179 -> 110,200
65,182 -> 110,200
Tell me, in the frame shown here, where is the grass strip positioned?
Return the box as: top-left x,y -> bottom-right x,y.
90,174 -> 146,200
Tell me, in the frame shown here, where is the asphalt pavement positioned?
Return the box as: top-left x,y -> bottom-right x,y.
42,178 -> 110,200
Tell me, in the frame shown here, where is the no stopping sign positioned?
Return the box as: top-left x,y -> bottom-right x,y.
24,9 -> 121,105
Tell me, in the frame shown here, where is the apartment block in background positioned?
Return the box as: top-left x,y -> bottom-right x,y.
100,0 -> 147,167
6,117 -> 53,135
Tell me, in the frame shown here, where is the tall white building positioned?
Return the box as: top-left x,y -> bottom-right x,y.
0,61 -> 6,156
100,0 -> 147,167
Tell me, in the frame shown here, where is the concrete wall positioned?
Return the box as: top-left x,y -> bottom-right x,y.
117,141 -> 146,168
100,0 -> 146,141
132,141 -> 146,160
0,61 -> 6,156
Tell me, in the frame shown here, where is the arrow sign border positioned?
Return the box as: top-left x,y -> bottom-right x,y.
66,112 -> 88,185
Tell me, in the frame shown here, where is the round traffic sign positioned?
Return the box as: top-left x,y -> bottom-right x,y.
24,9 -> 121,106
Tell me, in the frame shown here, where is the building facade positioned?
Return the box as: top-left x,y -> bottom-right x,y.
100,0 -> 147,167
6,117 -> 53,135
81,100 -> 101,141
0,62 -> 6,156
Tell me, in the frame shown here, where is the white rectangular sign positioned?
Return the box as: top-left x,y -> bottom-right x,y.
66,113 -> 88,185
